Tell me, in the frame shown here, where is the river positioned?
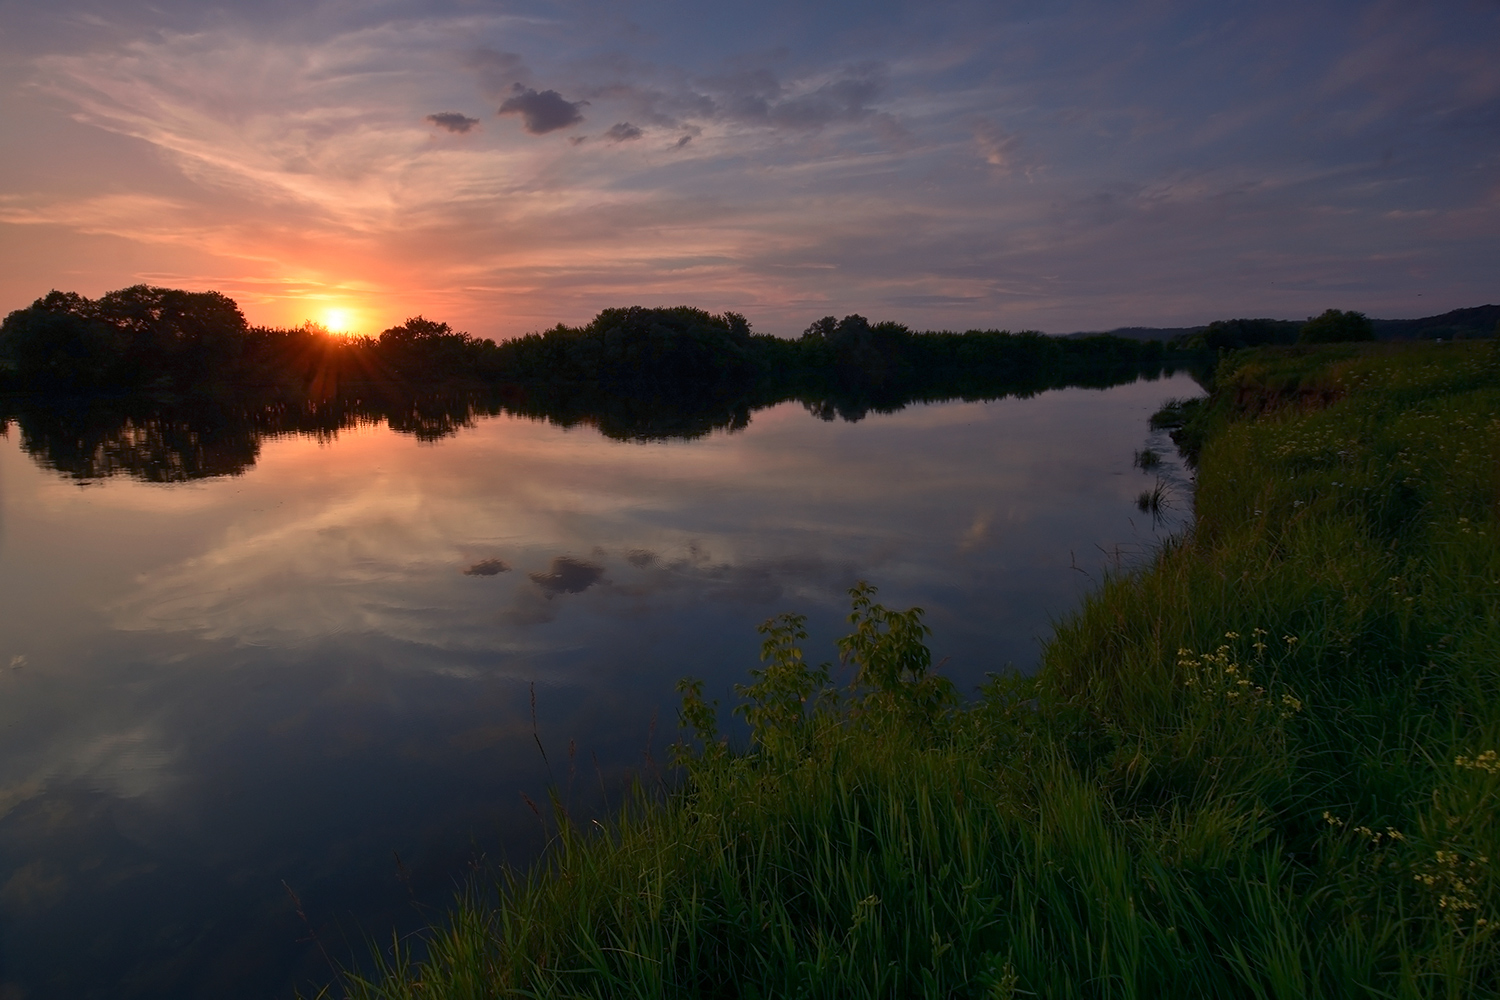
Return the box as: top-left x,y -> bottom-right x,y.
0,373 -> 1195,998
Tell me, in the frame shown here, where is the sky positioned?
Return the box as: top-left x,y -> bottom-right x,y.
0,0 -> 1496,339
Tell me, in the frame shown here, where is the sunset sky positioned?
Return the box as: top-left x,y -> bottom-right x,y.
0,0 -> 1496,339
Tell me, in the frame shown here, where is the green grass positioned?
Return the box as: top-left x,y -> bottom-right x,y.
339,340 -> 1500,999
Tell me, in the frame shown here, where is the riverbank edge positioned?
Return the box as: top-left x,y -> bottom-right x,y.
340,339 -> 1500,999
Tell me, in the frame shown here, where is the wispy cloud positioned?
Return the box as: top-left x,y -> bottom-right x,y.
1,0 -> 1495,336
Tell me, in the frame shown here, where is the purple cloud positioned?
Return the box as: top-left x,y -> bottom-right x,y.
604,122 -> 643,142
528,556 -> 604,596
426,112 -> 479,134
498,85 -> 587,135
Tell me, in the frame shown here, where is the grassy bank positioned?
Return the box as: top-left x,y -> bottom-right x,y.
343,340 -> 1500,999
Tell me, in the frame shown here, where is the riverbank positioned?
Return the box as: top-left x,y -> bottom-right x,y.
345,339 -> 1500,998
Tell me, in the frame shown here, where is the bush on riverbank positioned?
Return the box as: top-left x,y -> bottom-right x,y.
345,341 -> 1500,997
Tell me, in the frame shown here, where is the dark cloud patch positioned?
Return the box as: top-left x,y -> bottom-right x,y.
604,122 -> 643,143
608,550 -> 854,607
575,67 -> 888,138
427,112 -> 479,134
498,84 -> 587,135
462,558 -> 510,576
696,65 -> 886,131
529,556 -> 604,596
770,75 -> 881,129
580,83 -> 716,129
495,548 -> 855,626
674,134 -> 693,148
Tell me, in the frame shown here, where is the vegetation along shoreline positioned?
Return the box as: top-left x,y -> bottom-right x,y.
5,288 -> 1498,996
332,338 -> 1500,999
0,285 -> 1207,475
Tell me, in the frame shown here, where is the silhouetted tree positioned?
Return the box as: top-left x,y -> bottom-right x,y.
0,291 -> 126,389
494,306 -> 761,387
1193,318 -> 1300,350
1300,309 -> 1374,344
375,316 -> 485,379
0,285 -> 247,389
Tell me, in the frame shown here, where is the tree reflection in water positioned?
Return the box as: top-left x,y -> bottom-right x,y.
2,360 -> 1201,484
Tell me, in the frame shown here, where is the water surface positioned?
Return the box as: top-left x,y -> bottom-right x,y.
0,375 -> 1195,998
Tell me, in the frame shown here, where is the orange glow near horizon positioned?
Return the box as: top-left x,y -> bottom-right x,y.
323,308 -> 352,334
234,283 -> 496,340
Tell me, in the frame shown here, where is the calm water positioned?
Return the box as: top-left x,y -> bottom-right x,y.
0,375 -> 1195,998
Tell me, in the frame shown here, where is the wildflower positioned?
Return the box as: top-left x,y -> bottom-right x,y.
1455,750 -> 1500,774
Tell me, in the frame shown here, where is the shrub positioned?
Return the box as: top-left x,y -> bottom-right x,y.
1299,308 -> 1374,344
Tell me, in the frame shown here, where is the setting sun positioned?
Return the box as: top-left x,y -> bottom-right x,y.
323,308 -> 352,333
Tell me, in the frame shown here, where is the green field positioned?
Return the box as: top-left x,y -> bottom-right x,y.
343,340 -> 1500,999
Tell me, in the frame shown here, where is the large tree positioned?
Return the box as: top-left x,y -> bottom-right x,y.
0,285 -> 248,389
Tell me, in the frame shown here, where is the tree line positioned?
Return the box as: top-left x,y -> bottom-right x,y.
0,285 -> 1188,396
1171,308 -> 1381,351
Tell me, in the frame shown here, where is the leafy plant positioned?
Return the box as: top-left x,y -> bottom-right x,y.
837,582 -> 956,725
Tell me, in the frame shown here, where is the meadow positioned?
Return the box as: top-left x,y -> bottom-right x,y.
342,339 -> 1500,999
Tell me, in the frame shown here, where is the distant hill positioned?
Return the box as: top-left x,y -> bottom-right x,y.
1063,304 -> 1499,342
1372,304 -> 1500,341
1060,326 -> 1204,342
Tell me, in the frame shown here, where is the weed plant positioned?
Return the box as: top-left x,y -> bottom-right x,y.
342,341 -> 1500,999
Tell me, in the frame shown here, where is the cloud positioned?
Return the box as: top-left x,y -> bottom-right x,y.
426,112 -> 479,134
582,83 -> 716,130
959,510 -> 992,553
9,4 -> 1500,336
528,556 -> 604,596
768,74 -> 882,129
604,549 -> 847,607
577,66 -> 892,137
463,558 -> 510,576
698,66 -> 887,131
498,85 -> 587,135
604,122 -> 643,143
974,121 -> 1021,172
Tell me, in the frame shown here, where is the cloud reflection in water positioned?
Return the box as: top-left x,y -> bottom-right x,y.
0,376 -> 1199,998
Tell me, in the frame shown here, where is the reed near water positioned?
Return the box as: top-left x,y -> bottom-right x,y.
342,339 -> 1500,999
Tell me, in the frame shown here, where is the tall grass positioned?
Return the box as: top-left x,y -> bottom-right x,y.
342,340 -> 1500,999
